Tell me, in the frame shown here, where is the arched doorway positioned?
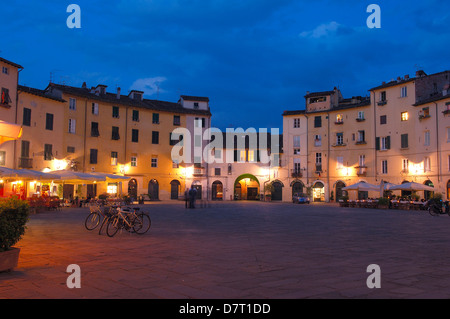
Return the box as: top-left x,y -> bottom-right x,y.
401,180 -> 412,198
424,180 -> 434,201
234,174 -> 260,200
191,181 -> 202,199
335,181 -> 347,202
312,181 -> 325,202
447,180 -> 450,200
212,181 -> 223,200
291,180 -> 304,200
271,180 -> 283,201
148,179 -> 159,201
128,179 -> 138,200
170,180 -> 181,200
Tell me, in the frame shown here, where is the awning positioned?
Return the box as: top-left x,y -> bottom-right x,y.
90,172 -> 131,182
0,121 -> 22,145
0,167 -> 59,181
51,170 -> 106,183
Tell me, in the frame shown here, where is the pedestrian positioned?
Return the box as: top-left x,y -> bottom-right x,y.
189,186 -> 197,209
184,188 -> 189,208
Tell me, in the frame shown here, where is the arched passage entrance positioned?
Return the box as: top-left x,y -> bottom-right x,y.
191,181 -> 202,200
291,180 -> 304,200
148,179 -> 159,201
312,181 -> 325,202
170,180 -> 181,200
447,180 -> 450,200
271,180 -> 284,201
234,174 -> 260,200
335,181 -> 347,202
212,181 -> 223,200
424,180 -> 434,200
128,179 -> 138,200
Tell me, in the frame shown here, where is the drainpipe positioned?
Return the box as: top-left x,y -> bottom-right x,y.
327,111 -> 330,202
83,98 -> 87,173
371,90 -> 377,182
14,67 -> 23,169
434,102 -> 440,183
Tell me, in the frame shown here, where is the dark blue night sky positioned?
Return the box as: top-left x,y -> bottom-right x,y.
2,0 -> 450,131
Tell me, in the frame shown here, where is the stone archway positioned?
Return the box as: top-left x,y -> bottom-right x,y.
170,180 -> 181,200
148,179 -> 159,201
234,174 -> 260,200
212,180 -> 223,200
128,178 -> 138,200
335,181 -> 347,202
271,180 -> 284,201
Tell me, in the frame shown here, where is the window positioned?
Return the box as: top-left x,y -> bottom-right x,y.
214,149 -> 222,159
336,156 -> 344,169
314,116 -> 322,128
359,155 -> 366,167
315,153 -> 322,171
44,144 -> 53,161
228,164 -> 232,175
310,96 -> 326,103
1,88 -> 11,105
23,108 -> 31,126
402,159 -> 409,172
380,115 -> 387,125
67,146 -> 75,153
377,136 -> 391,151
336,132 -> 344,145
173,115 -> 181,126
401,86 -> 407,98
2,66 -> 9,74
336,114 -> 343,124
380,91 -> 387,102
357,111 -> 365,120
131,156 -> 137,167
132,110 -> 139,122
151,156 -> 158,168
90,149 -> 98,164
111,152 -> 118,166
91,122 -> 99,137
293,136 -> 300,154
424,157 -> 431,172
381,137 -> 389,150
92,103 -> 99,115
294,158 -> 301,173
112,126 -> 120,140
152,131 -> 159,144
215,168 -> 221,176
293,118 -> 300,128
401,112 -> 409,121
194,118 -> 205,128
21,141 -> 30,158
194,135 -> 202,147
112,106 -> 119,118
152,113 -> 159,124
424,131 -> 430,146
401,134 -> 408,149
0,151 -> 5,166
248,150 -> 255,162
69,98 -> 76,110
447,127 -> 450,142
357,130 -> 365,143
420,107 -> 430,118
45,113 -> 54,131
194,102 -> 199,109
382,160 -> 388,174
314,135 -> 322,147
68,119 -> 76,134
132,129 -> 139,143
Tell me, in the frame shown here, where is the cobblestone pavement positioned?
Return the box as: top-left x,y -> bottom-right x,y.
1,201 -> 450,299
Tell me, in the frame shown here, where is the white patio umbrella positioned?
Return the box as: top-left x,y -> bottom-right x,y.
0,167 -> 59,181
0,121 -> 22,146
343,181 -> 380,192
90,172 -> 131,182
52,170 -> 106,183
388,182 -> 435,192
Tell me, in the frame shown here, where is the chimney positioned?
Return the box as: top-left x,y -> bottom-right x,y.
397,76 -> 402,82
443,84 -> 450,96
404,74 -> 409,80
82,82 -> 87,89
117,87 -> 121,99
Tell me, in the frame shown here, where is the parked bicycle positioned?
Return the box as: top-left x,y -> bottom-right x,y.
84,204 -> 118,234
426,200 -> 450,217
106,206 -> 151,237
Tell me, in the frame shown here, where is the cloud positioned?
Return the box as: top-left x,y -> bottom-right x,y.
299,21 -> 341,38
130,77 -> 167,96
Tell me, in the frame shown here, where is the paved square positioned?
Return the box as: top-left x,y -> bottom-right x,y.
1,201 -> 450,299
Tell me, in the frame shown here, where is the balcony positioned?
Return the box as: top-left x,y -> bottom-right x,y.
193,167 -> 205,177
356,166 -> 367,176
315,164 -> 322,173
19,157 -> 33,169
356,117 -> 366,122
335,120 -> 344,125
290,169 -> 303,178
377,100 -> 387,106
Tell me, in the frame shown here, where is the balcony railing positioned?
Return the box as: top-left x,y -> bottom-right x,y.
290,170 -> 303,178
356,166 -> 367,176
193,167 -> 205,176
19,157 -> 33,169
315,164 -> 322,173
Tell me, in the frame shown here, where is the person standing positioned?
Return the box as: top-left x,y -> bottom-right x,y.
189,186 -> 198,209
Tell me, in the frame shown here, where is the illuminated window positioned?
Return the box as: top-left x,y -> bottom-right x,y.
111,152 -> 118,166
107,183 -> 118,195
336,114 -> 343,123
131,156 -> 137,167
401,112 -> 409,121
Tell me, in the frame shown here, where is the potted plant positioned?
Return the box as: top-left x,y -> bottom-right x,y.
264,184 -> 274,202
0,198 -> 30,272
377,197 -> 390,209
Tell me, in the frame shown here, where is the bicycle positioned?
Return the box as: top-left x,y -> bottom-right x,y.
106,206 -> 151,237
85,204 -> 118,235
426,200 -> 450,217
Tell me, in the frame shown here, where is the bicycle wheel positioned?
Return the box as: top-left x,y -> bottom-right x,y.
428,207 -> 438,217
106,215 -> 121,237
133,213 -> 151,234
85,212 -> 101,231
